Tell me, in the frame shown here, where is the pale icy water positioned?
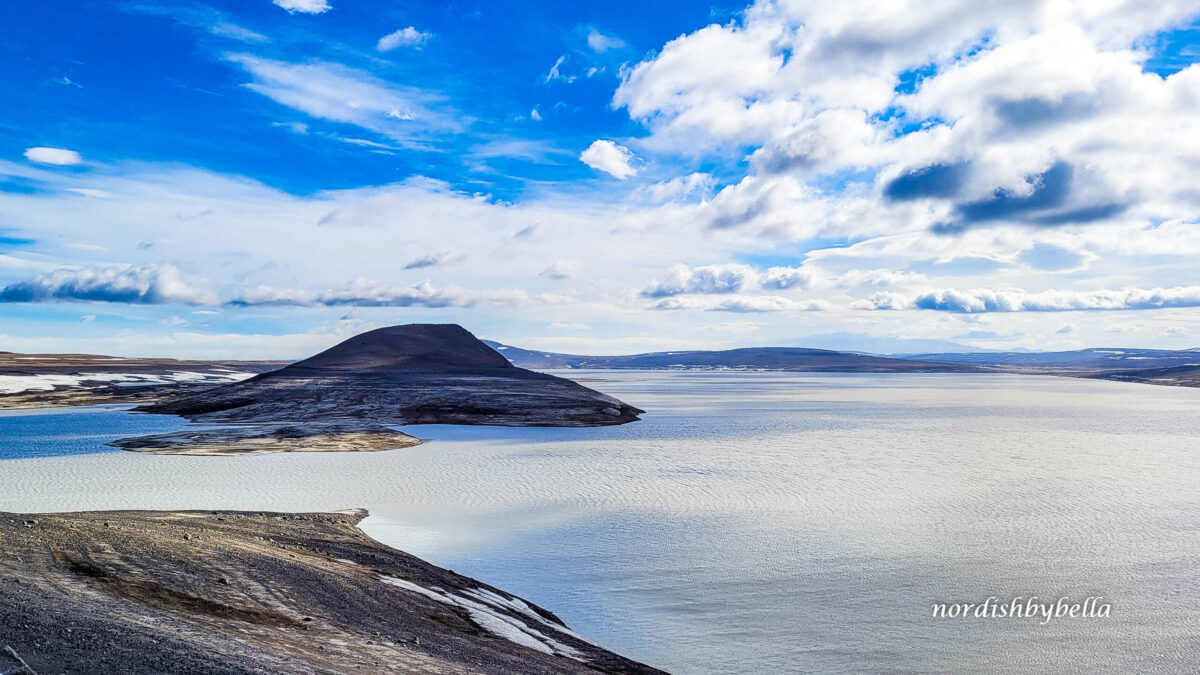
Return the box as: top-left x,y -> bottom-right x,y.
3,372 -> 1200,673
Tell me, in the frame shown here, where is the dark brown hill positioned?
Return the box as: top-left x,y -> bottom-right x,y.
292,324 -> 513,372
140,324 -> 642,427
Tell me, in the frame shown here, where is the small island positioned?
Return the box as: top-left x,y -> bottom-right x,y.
113,323 -> 644,455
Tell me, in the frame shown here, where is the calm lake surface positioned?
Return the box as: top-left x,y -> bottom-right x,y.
4,372 -> 1200,673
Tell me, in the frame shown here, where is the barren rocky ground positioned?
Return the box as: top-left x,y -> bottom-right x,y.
0,510 -> 666,675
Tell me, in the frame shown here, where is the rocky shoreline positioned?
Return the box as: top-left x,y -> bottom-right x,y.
110,423 -> 422,456
0,352 -> 281,411
0,509 -> 666,675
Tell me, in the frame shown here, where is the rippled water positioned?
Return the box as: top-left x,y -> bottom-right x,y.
4,372 -> 1200,673
0,404 -> 195,460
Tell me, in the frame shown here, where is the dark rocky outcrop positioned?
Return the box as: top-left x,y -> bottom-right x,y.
138,324 -> 643,428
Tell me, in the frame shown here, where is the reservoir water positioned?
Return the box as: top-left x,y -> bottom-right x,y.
3,372 -> 1200,672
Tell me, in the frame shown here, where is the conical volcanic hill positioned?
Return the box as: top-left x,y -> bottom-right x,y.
140,324 -> 643,427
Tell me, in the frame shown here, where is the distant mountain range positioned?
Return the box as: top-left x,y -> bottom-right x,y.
897,348 -> 1200,371
784,333 -> 996,355
480,341 -> 983,373
482,341 -> 1200,388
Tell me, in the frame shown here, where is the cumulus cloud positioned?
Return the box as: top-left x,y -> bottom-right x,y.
232,280 -> 459,307
649,295 -> 828,313
759,266 -> 816,290
643,173 -> 714,202
272,0 -> 329,14
858,286 -> 1200,313
612,0 -> 1200,248
643,264 -> 756,297
646,263 -> 919,296
24,147 -> 82,166
0,264 -> 217,305
403,249 -> 463,269
377,26 -> 430,51
580,140 -> 636,179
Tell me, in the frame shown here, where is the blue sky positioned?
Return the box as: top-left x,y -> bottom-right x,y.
3,1 -> 718,196
2,1 -> 1200,358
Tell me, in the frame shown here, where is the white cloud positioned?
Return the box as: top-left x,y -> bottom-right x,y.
231,279 -> 531,308
580,140 -> 637,179
645,263 -> 920,297
644,263 -> 756,297
859,286 -> 1200,313
587,28 -> 625,53
377,26 -> 431,51
272,0 -> 329,14
0,264 -> 217,305
24,147 -> 82,166
543,55 -> 576,84
225,54 -> 457,144
650,295 -> 828,313
66,188 -> 113,199
759,266 -> 816,290
607,0 -> 1200,251
124,5 -> 268,43
643,173 -> 713,202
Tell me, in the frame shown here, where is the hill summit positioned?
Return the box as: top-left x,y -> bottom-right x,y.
291,324 -> 514,372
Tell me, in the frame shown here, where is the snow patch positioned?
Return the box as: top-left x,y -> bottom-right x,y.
380,576 -> 585,660
0,370 -> 255,395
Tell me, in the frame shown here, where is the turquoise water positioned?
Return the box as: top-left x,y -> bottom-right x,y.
5,372 -> 1200,672
0,405 -> 194,460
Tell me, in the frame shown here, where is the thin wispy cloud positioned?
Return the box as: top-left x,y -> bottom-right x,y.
404,249 -> 464,269
225,54 -> 459,144
586,28 -> 625,53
